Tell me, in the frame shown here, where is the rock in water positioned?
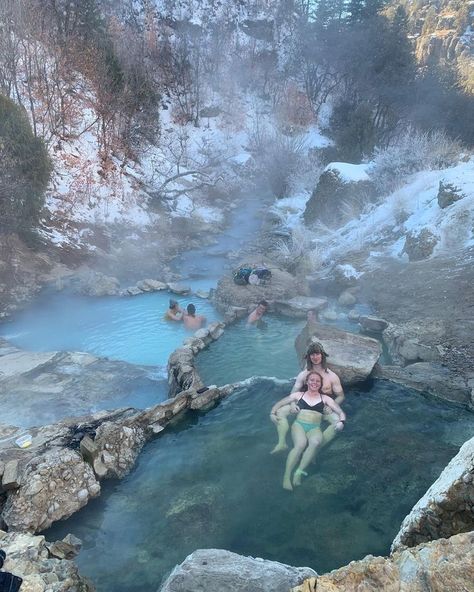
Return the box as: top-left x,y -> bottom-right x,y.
294,321 -> 382,384
159,549 -> 316,592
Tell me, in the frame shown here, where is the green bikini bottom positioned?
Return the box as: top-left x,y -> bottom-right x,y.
295,420 -> 321,433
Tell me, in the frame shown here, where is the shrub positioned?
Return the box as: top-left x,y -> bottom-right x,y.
369,126 -> 463,194
0,95 -> 51,240
249,125 -> 307,198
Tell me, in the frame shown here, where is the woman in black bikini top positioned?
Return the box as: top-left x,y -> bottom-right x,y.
270,371 -> 346,491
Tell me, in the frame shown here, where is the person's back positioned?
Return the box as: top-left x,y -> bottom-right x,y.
183,303 -> 206,330
247,300 -> 268,325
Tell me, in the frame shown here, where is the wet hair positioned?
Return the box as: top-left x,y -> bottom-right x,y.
169,299 -> 178,309
305,342 -> 328,372
187,303 -> 196,315
303,370 -> 324,394
258,300 -> 268,308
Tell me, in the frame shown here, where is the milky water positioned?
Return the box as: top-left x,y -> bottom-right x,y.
45,378 -> 473,592
0,290 -> 221,369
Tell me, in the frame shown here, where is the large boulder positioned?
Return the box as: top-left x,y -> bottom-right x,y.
295,322 -> 382,384
293,531 -> 474,592
374,363 -> 472,407
159,548 -> 316,592
213,262 -> 307,312
303,163 -> 376,228
391,437 -> 474,551
2,448 -> 100,532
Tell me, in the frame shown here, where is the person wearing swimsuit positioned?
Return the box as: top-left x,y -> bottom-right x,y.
270,370 -> 345,491
270,341 -> 344,454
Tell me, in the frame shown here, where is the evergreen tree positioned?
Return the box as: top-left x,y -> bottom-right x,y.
0,95 -> 51,240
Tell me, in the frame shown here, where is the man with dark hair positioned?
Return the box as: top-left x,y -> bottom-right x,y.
183,303 -> 206,330
247,300 -> 268,325
270,341 -> 344,454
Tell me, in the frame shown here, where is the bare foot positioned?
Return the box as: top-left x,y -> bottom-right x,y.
270,443 -> 288,455
283,477 -> 293,491
293,469 -> 308,487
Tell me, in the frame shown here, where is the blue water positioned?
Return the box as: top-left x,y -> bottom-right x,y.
196,316 -> 307,385
45,378 -> 473,592
0,290 -> 222,368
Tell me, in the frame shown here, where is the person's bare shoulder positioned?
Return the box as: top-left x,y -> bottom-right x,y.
327,368 -> 343,387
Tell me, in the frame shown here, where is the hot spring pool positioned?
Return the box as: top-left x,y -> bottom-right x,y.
196,317 -> 307,385
0,290 -> 222,368
45,378 -> 473,592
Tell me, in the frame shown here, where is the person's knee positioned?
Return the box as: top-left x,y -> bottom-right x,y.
308,436 -> 323,448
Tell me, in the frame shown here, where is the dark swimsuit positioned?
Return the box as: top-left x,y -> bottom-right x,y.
295,395 -> 325,433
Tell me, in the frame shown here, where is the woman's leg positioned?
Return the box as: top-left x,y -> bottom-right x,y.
271,405 -> 292,454
282,423 -> 307,491
293,427 -> 323,486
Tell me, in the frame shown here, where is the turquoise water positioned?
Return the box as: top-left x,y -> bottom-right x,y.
196,317 -> 307,385
0,290 -> 221,369
45,379 -> 473,592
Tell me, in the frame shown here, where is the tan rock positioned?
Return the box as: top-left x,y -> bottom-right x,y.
292,531 -> 474,592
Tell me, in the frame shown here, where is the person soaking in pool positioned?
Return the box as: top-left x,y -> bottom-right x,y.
165,299 -> 184,322
183,303 -> 207,330
270,341 -> 344,454
270,371 -> 345,490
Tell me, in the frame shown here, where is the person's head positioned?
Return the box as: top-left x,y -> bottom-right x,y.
307,309 -> 318,323
256,300 -> 268,315
169,299 -> 178,310
304,370 -> 324,393
305,341 -> 328,371
187,303 -> 196,316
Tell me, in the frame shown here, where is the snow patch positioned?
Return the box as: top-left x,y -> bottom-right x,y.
324,162 -> 370,183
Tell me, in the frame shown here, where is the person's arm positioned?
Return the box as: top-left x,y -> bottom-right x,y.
291,371 -> 306,393
332,374 -> 345,405
270,393 -> 299,419
322,395 -> 346,430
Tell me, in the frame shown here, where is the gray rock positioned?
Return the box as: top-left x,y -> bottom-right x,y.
274,296 -> 327,318
338,290 -> 357,306
125,286 -> 143,296
373,363 -> 471,407
403,229 -> 438,261
359,315 -> 389,333
159,548 -> 316,592
437,181 -> 465,209
0,530 -> 93,590
348,309 -> 360,322
168,282 -> 191,295
303,165 -> 376,228
79,435 -> 98,466
392,437 -> 474,551
2,448 -> 100,532
2,460 -> 21,490
195,290 -> 210,299
295,322 -> 382,384
142,279 -> 167,291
